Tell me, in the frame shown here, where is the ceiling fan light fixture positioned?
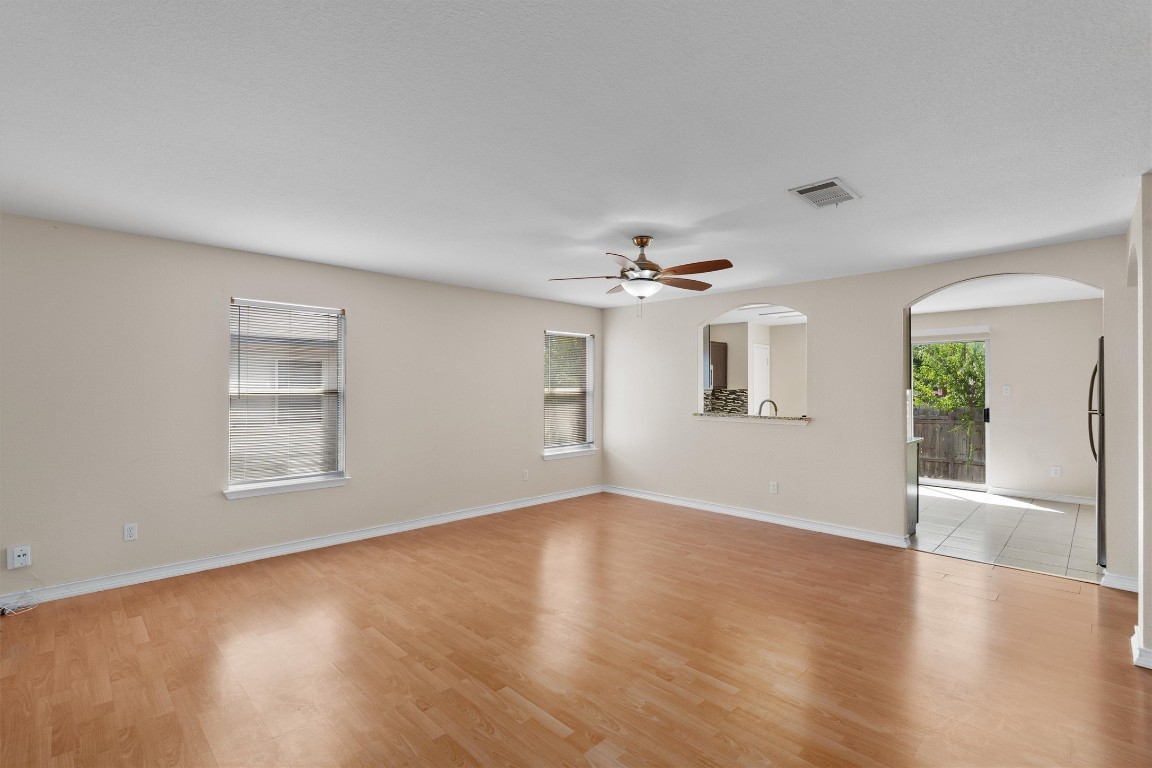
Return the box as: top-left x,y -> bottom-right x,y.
550,235 -> 731,300
622,279 -> 662,298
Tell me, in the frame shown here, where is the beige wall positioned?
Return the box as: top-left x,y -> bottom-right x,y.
603,236 -> 1138,579
912,300 -> 1102,498
0,215 -> 603,594
707,323 -> 748,388
768,323 -> 808,417
748,323 -> 772,349
1,213 -> 1144,605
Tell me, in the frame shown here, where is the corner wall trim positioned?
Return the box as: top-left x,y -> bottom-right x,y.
984,486 -> 1095,505
604,486 -> 910,549
1133,627 -> 1152,669
1101,572 -> 1139,592
0,486 -> 605,608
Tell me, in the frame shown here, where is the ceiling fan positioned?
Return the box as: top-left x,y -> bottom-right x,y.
551,235 -> 733,298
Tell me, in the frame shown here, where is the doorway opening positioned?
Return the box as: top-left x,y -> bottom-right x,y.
904,274 -> 1104,582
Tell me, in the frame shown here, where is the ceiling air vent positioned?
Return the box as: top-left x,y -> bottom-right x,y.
789,177 -> 859,208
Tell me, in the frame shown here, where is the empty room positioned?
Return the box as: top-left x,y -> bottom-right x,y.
2,2 -> 1151,766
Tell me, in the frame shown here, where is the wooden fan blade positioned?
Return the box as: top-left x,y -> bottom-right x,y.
606,284 -> 624,294
549,275 -> 617,280
660,259 -> 733,277
608,252 -> 638,270
659,277 -> 712,291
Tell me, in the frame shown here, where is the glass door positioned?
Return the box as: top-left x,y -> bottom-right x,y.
912,340 -> 987,486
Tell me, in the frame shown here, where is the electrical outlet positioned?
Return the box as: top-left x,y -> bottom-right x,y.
769,481 -> 779,495
124,523 -> 138,542
1002,385 -> 1011,396
1050,465 -> 1062,478
7,545 -> 30,569
522,470 -> 529,481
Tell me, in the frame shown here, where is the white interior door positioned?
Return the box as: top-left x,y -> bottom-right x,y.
752,344 -> 771,415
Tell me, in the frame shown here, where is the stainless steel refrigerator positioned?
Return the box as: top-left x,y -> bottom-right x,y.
1088,336 -> 1105,568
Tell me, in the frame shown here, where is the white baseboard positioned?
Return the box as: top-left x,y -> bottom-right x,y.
604,486 -> 910,549
985,486 -> 1095,505
0,486 -> 605,608
1101,572 -> 1139,592
1133,627 -> 1152,669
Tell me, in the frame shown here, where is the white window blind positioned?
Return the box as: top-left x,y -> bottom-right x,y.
229,299 -> 345,489
544,331 -> 593,451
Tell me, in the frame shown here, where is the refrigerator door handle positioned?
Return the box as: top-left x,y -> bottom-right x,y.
1088,362 -> 1099,462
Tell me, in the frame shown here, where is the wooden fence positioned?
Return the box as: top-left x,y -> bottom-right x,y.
914,407 -> 986,484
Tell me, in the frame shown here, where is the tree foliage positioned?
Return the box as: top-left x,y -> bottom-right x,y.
912,342 -> 986,459
912,342 -> 985,413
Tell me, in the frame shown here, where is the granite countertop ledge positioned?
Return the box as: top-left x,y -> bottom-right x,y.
693,413 -> 811,423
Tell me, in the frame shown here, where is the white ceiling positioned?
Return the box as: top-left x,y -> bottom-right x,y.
1,2 -> 1148,308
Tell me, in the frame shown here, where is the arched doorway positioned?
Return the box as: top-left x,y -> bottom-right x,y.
903,274 -> 1105,582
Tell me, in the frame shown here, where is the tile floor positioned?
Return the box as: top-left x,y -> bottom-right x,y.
910,485 -> 1102,583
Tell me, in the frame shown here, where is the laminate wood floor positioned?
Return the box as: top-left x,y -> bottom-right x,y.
2,493 -> 1149,767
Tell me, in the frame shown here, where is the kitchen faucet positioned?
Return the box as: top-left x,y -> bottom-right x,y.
758,399 -> 778,416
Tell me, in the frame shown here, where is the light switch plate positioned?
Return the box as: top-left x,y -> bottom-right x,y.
7,546 -> 30,569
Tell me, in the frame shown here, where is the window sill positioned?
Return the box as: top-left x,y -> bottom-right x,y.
542,446 -> 598,461
224,476 -> 348,499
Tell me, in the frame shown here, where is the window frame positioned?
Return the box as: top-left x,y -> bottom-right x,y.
543,330 -> 597,459
224,298 -> 348,499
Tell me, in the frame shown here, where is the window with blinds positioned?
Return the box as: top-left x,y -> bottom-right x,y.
544,331 -> 594,453
228,299 -> 345,493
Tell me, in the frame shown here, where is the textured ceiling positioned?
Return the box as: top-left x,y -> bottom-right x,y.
1,1 -> 1149,307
